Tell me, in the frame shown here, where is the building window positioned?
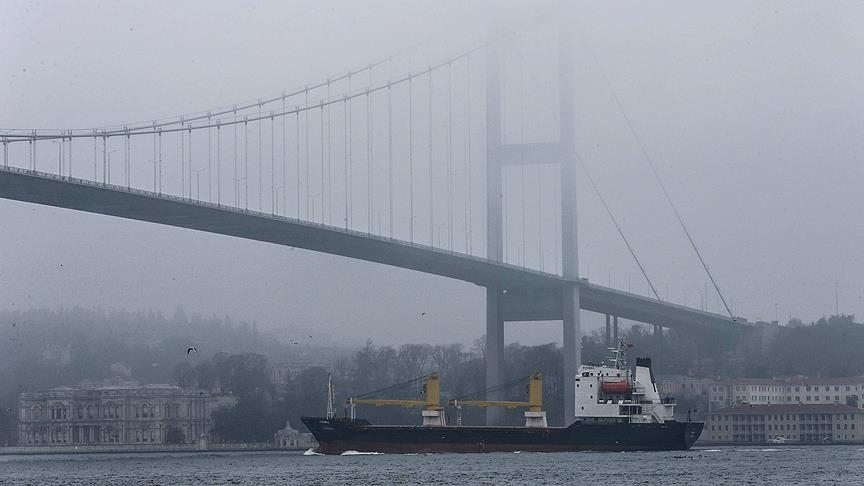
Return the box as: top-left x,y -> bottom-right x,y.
52,405 -> 66,420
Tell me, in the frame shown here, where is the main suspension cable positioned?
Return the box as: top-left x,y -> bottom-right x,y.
575,152 -> 661,301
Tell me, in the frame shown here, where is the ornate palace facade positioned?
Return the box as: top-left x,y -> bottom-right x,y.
18,383 -> 234,448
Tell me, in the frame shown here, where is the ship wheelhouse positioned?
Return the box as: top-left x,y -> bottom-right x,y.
574,340 -> 676,424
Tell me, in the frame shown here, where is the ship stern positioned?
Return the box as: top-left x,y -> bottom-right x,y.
683,421 -> 704,449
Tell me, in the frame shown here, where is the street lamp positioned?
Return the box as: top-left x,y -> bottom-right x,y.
50,139 -> 64,175
308,193 -> 321,223
274,186 -> 284,216
435,223 -> 447,248
191,168 -> 207,200
542,249 -> 554,273
375,210 -> 387,236
103,148 -> 117,185
232,176 -> 246,209
149,159 -> 160,193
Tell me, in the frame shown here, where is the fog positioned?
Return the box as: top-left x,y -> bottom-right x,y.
2,0 -> 863,347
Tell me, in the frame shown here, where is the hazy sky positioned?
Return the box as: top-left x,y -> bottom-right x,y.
2,1 -> 863,347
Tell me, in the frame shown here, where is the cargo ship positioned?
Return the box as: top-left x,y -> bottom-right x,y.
302,341 -> 703,454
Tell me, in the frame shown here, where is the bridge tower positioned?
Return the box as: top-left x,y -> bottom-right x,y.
485,29 -> 580,425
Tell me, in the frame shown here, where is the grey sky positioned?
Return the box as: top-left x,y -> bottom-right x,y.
2,1 -> 863,346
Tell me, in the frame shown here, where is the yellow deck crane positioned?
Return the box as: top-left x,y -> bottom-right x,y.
448,373 -> 547,427
346,372 -> 446,426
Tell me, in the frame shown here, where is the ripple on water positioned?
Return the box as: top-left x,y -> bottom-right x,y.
0,446 -> 863,485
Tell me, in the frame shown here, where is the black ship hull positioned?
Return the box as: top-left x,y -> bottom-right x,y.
301,417 -> 704,454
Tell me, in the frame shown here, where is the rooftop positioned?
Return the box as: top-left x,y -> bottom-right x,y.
714,376 -> 864,386
713,403 -> 862,415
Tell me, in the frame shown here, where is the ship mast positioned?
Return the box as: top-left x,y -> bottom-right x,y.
607,338 -> 629,371
326,373 -> 336,419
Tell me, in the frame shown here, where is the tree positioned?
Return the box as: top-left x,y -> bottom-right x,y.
211,389 -> 285,442
172,362 -> 195,388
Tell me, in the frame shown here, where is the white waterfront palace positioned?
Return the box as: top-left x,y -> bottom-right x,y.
18,381 -> 235,449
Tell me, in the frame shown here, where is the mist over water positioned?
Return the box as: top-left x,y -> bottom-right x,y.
2,1 -> 863,345
3,2 -> 864,482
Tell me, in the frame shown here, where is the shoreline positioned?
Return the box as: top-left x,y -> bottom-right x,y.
0,443 -> 313,456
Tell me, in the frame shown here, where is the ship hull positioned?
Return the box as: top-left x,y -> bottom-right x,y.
301,417 -> 703,454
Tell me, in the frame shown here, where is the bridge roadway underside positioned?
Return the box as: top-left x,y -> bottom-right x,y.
0,168 -> 746,333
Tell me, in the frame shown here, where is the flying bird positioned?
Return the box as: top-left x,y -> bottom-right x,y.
292,340 -> 299,345
420,312 -> 427,318
187,346 -> 198,355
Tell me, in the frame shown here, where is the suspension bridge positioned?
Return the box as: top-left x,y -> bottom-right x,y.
0,28 -> 748,424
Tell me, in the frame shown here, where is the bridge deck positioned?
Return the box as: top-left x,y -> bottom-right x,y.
0,166 -> 747,332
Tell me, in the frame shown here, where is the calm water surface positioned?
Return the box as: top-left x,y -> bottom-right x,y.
1,446 -> 862,485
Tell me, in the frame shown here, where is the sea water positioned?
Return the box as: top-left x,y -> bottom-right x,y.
0,446 -> 861,485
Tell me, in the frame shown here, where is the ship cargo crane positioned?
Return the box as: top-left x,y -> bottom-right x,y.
448,373 -> 547,427
346,372 -> 446,426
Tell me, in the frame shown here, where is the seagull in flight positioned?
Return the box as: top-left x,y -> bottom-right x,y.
187,346 -> 198,355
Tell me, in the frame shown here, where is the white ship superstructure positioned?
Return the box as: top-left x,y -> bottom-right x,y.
575,340 -> 676,424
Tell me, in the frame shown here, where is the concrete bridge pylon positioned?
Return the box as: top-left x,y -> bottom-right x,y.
484,28 -> 581,425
